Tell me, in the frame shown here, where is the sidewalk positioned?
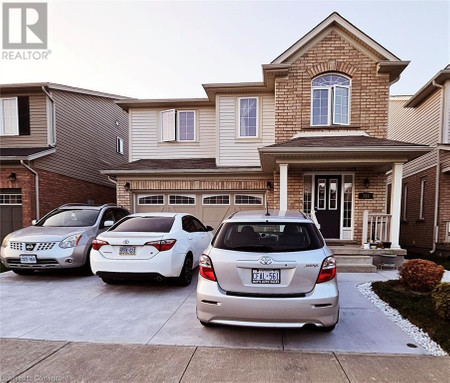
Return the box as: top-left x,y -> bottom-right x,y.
2,339 -> 449,383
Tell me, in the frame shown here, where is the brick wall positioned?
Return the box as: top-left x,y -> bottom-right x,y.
0,165 -> 116,227
275,30 -> 390,143
400,166 -> 436,254
438,150 -> 450,253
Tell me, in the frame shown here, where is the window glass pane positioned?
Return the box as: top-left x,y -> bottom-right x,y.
334,86 -> 349,124
169,195 -> 195,205
110,216 -> 174,233
329,179 -> 338,210
203,195 -> 230,205
0,194 -> 22,204
312,74 -> 350,87
303,176 -> 312,215
138,195 -> 164,205
312,89 -> 329,125
239,98 -> 257,137
343,175 -> 353,228
212,222 -> 324,253
317,179 -> 326,210
235,195 -> 263,205
178,111 -> 195,141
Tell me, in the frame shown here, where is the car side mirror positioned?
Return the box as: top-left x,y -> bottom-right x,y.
206,226 -> 214,232
31,220 -> 37,225
103,220 -> 114,228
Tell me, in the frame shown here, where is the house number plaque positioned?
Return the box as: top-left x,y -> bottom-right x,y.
358,192 -> 374,199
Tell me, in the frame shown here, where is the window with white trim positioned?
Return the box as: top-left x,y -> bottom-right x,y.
419,178 -> 426,220
177,111 -> 195,141
329,179 -> 338,210
1,97 -> 19,136
311,74 -> 350,126
169,194 -> 196,205
202,195 -> 230,205
116,137 -> 124,154
317,179 -> 326,210
161,109 -> 176,142
402,184 -> 408,221
138,195 -> 164,205
343,175 -> 353,228
0,194 -> 22,205
238,98 -> 258,137
303,175 -> 312,215
446,222 -> 450,242
234,194 -> 263,205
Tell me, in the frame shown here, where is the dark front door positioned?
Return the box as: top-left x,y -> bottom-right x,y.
315,176 -> 342,239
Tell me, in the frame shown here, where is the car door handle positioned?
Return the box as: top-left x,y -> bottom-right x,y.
188,237 -> 193,240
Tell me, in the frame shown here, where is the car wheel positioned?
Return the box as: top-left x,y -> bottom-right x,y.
101,277 -> 121,285
12,269 -> 35,275
199,320 -> 215,327
80,248 -> 93,275
317,324 -> 336,332
175,255 -> 193,286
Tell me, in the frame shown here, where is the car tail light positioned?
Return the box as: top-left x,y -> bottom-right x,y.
317,256 -> 336,283
145,239 -> 177,252
92,239 -> 109,251
199,254 -> 216,282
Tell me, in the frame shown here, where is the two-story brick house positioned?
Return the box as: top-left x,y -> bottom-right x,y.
388,66 -> 450,257
0,83 -> 129,240
103,13 -> 429,253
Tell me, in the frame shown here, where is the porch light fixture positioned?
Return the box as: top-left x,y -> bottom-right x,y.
266,181 -> 272,191
124,182 -> 131,191
8,173 -> 17,182
364,178 -> 370,189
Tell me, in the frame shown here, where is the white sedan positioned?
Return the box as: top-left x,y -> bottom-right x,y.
90,213 -> 213,285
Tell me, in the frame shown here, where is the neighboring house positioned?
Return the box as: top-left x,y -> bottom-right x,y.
0,83 -> 129,241
103,12 -> 430,253
388,66 -> 450,257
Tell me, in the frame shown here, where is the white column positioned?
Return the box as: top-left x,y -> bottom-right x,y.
390,162 -> 404,249
279,164 -> 288,211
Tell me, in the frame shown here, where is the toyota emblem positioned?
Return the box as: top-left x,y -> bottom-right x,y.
259,256 -> 273,265
123,240 -> 130,245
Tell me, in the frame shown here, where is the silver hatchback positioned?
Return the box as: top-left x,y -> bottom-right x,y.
196,210 -> 339,330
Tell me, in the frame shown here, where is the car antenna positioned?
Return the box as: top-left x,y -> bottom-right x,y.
265,202 -> 270,216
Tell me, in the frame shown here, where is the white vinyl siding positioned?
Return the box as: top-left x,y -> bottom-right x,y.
0,97 -> 19,136
218,95 -> 275,167
130,108 -> 215,161
161,109 -> 176,142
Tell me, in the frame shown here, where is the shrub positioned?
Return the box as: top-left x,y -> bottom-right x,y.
399,259 -> 444,292
432,283 -> 450,320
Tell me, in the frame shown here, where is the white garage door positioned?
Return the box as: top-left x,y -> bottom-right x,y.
134,192 -> 265,230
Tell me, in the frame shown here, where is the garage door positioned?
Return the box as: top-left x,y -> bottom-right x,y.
134,192 -> 265,230
0,189 -> 23,242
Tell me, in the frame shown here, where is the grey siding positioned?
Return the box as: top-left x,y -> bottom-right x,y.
0,94 -> 47,147
36,90 -> 129,187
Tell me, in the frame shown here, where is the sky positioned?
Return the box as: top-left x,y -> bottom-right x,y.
1,0 -> 449,98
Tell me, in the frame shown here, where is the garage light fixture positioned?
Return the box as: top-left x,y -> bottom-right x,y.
124,182 -> 131,191
8,173 -> 17,182
266,181 -> 272,191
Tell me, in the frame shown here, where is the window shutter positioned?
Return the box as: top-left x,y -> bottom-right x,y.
1,98 -> 19,135
161,109 -> 176,142
18,96 -> 30,135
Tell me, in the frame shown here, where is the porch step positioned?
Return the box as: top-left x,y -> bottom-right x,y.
335,255 -> 376,273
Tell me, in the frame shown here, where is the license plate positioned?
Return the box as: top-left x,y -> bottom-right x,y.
20,255 -> 37,264
252,269 -> 280,284
119,246 -> 136,256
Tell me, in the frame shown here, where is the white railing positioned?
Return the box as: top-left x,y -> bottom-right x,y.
362,211 -> 391,246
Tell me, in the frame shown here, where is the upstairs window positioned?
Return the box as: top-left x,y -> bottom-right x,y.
1,97 -> 30,136
238,97 -> 258,137
177,111 -> 195,141
116,137 -> 124,154
311,74 -> 350,126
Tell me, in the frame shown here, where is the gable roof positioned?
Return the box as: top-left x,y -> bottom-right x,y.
271,12 -> 401,64
405,67 -> 450,107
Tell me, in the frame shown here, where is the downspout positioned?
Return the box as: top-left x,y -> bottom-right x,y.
430,80 -> 444,254
41,86 -> 56,146
20,160 -> 40,220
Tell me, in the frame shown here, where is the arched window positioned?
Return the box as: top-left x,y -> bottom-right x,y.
311,74 -> 350,126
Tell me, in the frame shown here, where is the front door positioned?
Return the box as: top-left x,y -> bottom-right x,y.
315,176 -> 341,239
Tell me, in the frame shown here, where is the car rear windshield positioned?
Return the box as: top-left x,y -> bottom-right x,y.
37,209 -> 99,227
212,222 -> 324,253
108,216 -> 175,233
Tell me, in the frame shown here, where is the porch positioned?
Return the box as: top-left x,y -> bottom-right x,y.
259,134 -> 431,269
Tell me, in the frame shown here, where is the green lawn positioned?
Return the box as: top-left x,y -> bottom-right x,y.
405,253 -> 450,271
372,280 -> 450,353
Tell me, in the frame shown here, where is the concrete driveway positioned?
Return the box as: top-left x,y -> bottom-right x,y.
0,270 -> 429,354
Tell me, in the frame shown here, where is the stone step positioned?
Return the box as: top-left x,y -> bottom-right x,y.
337,263 -> 377,273
335,255 -> 373,265
329,247 -> 406,256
